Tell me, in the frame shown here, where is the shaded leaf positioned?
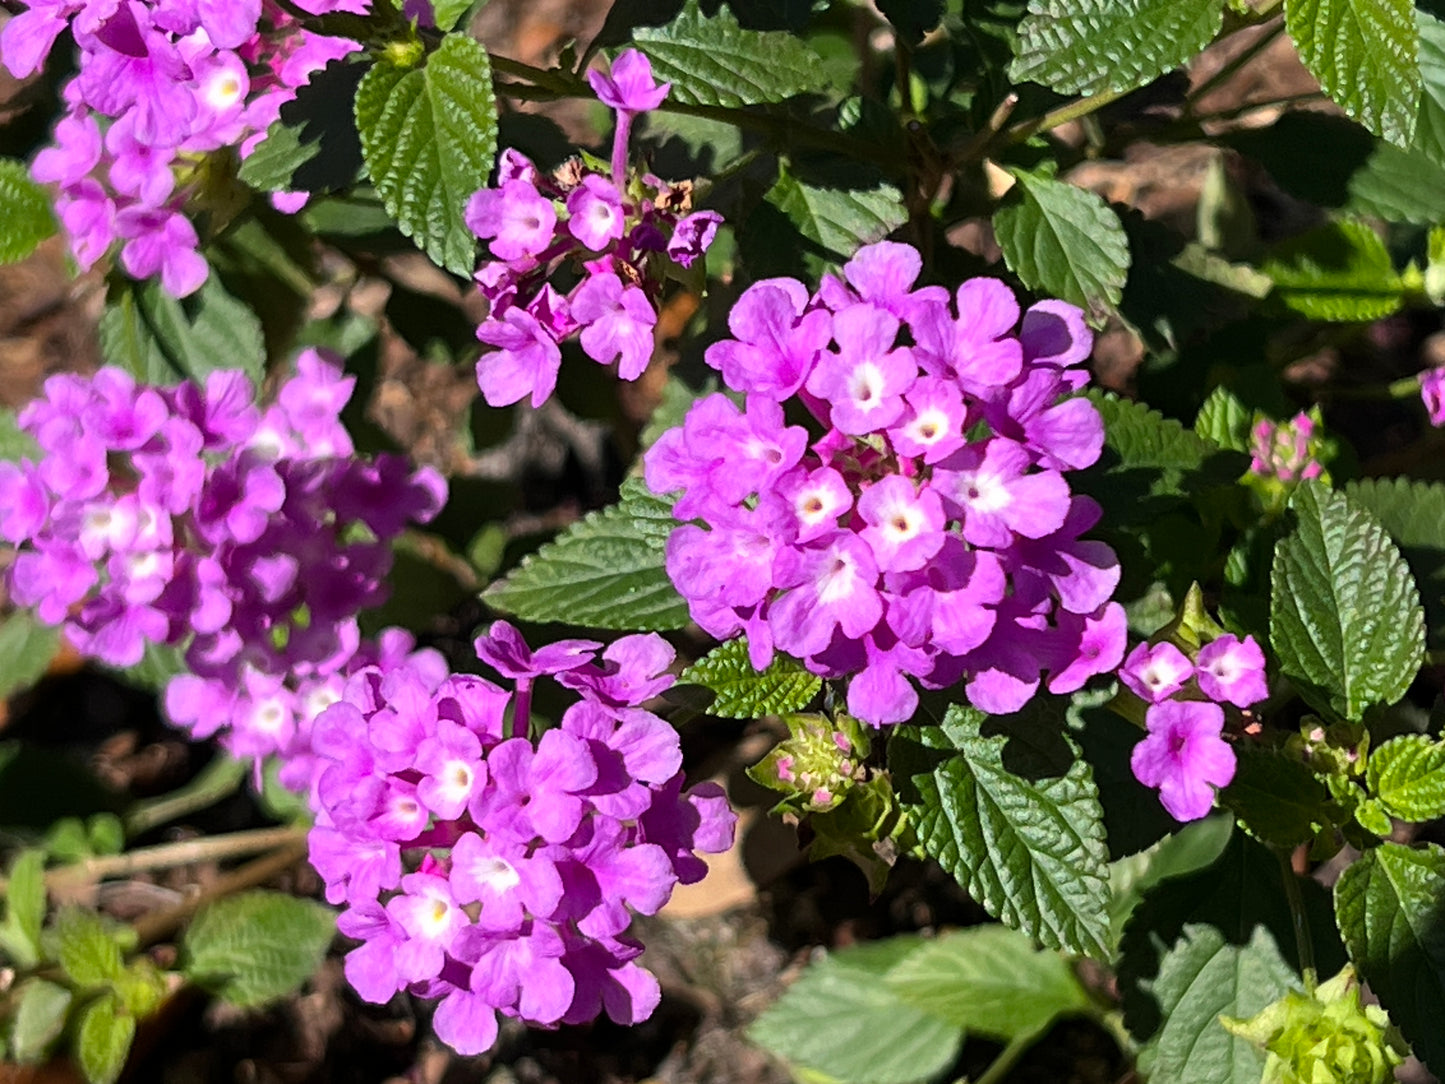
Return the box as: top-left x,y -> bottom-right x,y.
240,58 -> 368,194
0,611 -> 61,701
1260,219 -> 1404,321
1270,482 -> 1424,721
1221,745 -> 1332,848
1345,476 -> 1445,647
355,34 -> 497,276
98,276 -> 265,387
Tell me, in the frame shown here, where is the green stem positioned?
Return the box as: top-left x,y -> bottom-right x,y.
960,1033 -> 1035,1084
1276,847 -> 1318,995
123,755 -> 247,838
35,826 -> 308,894
1184,19 -> 1285,115
488,54 -> 898,169
1004,86 -> 1131,145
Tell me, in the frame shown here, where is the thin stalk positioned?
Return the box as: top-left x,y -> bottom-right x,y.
1276,847 -> 1318,995
1184,19 -> 1286,114
947,92 -> 1019,167
131,838 -> 311,946
123,755 -> 247,837
960,1034 -> 1034,1084
30,826 -> 308,894
1005,86 -> 1131,145
1187,90 -> 1327,125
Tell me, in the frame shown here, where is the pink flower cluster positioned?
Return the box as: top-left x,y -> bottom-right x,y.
4,0 -> 365,295
644,240 -> 1126,727
1421,365 -> 1445,427
0,352 -> 447,779
468,49 -> 722,408
1248,411 -> 1324,483
1121,633 -> 1268,821
308,621 -> 735,1055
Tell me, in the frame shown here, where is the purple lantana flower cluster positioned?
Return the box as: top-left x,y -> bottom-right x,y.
468,49 -> 722,408
0,351 -> 447,779
4,0 -> 365,295
644,240 -> 1126,727
1420,365 -> 1445,427
1121,632 -> 1268,821
308,620 -> 736,1055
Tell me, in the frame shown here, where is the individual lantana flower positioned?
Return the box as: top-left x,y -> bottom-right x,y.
467,49 -> 722,408
1130,700 -> 1236,822
645,239 -> 1124,727
1420,365 -> 1445,426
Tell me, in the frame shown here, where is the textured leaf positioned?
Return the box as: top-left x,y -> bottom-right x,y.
1414,8 -> 1445,167
0,160 -> 57,265
1366,735 -> 1445,823
679,638 -> 820,718
239,58 -> 368,194
1346,140 -> 1445,224
883,924 -> 1090,1039
9,979 -> 71,1063
1344,477 -> 1445,645
355,34 -> 497,276
748,936 -> 963,1084
75,992 -> 133,1084
2,849 -> 46,965
98,277 -> 266,387
1010,0 -> 1224,96
1221,745 -> 1332,848
1335,842 -> 1445,1077
1270,482 -> 1425,721
994,170 -> 1130,318
53,908 -> 124,989
632,0 -> 830,107
1260,219 -> 1404,321
181,890 -> 335,1007
890,702 -> 1112,957
763,169 -> 906,276
1194,385 -> 1252,452
482,480 -> 689,631
1135,924 -> 1296,1084
431,0 -> 477,31
0,611 -> 62,701
1284,0 -> 1420,146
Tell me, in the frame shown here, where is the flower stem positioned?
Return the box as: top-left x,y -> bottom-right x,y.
32,826 -> 308,894
1004,86 -> 1131,145
961,1033 -> 1034,1084
123,755 -> 247,837
1276,846 -> 1318,995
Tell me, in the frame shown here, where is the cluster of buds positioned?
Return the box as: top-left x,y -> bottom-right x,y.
467,49 -> 722,407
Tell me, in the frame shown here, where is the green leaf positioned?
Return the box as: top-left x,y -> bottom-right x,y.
53,908 -> 124,989
1221,746 -> 1333,848
1344,477 -> 1445,646
1135,924 -> 1297,1084
0,610 -> 61,701
763,168 -> 907,277
0,160 -> 57,265
748,936 -> 964,1084
1010,0 -> 1224,96
2,849 -> 46,966
1346,139 -> 1445,224
1107,815 -> 1236,946
482,480 -> 689,631
1413,8 -> 1445,168
1284,0 -> 1420,146
239,58 -> 368,194
355,33 -> 497,276
75,991 -> 134,1084
98,276 -> 266,387
9,979 -> 71,1063
632,0 -> 831,107
884,924 -> 1090,1039
1335,841 -> 1445,1077
1366,735 -> 1445,822
1194,386 -> 1252,452
117,640 -> 189,695
0,406 -> 38,462
889,702 -> 1112,958
1260,219 -> 1404,321
994,170 -> 1131,319
181,890 -> 335,1008
431,0 -> 478,32
1270,481 -> 1425,721
679,638 -> 820,718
